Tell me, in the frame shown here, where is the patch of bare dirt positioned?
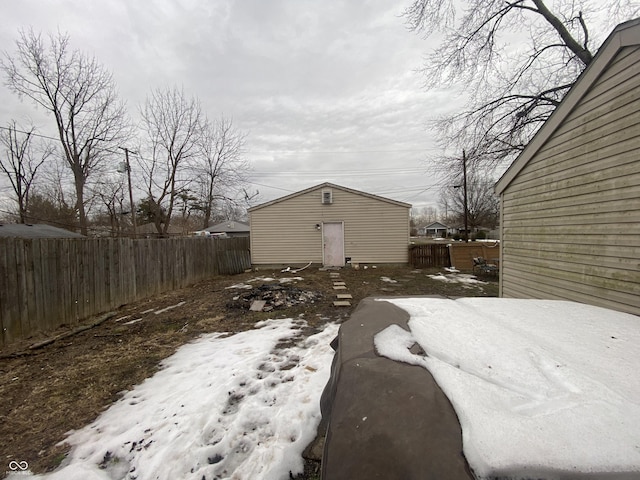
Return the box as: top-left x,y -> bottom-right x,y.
0,265 -> 497,478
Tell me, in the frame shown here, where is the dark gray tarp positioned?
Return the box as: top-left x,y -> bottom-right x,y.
320,297 -> 474,479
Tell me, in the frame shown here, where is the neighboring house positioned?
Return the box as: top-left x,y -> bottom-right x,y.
0,223 -> 83,238
495,18 -> 640,316
248,182 -> 411,266
197,221 -> 250,238
136,222 -> 182,238
419,221 -> 448,237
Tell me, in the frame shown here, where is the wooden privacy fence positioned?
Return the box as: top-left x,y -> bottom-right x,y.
448,241 -> 501,271
409,243 -> 451,268
0,236 -> 250,347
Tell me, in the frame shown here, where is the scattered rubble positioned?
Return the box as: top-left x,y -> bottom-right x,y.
227,283 -> 323,312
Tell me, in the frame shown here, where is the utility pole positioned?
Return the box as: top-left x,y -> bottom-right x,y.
119,147 -> 137,238
462,150 -> 469,243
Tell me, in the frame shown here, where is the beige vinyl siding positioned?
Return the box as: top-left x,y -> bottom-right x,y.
500,46 -> 640,316
250,186 -> 409,265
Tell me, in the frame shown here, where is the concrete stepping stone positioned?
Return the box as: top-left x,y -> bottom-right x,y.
333,300 -> 352,307
333,281 -> 346,286
336,293 -> 353,299
333,285 -> 348,290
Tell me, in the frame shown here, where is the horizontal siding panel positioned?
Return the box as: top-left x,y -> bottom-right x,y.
503,207 -> 639,226
505,249 -> 637,276
595,46 -> 640,81
502,231 -> 639,247
501,260 -> 640,304
502,253 -> 639,287
504,241 -> 640,265
503,221 -> 640,235
548,112 -> 639,171
510,132 -> 639,195
552,82 -> 640,145
505,139 -> 638,196
540,96 -> 640,153
507,64 -> 640,190
577,46 -> 640,105
501,276 -> 640,316
501,265 -> 640,316
503,179 -> 640,214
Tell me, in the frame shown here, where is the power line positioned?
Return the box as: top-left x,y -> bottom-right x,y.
0,125 -> 128,157
0,125 -> 59,142
245,147 -> 439,155
243,181 -> 295,194
248,170 -> 426,179
0,126 -> 439,162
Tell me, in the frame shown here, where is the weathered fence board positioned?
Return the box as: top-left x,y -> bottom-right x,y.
0,236 -> 251,347
448,242 -> 501,271
409,243 -> 451,268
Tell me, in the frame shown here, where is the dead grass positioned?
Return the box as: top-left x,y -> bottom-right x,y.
0,265 -> 497,477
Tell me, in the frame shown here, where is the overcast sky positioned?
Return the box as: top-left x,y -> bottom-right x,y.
0,0 -> 462,212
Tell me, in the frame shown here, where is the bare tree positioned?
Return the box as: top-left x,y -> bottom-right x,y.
139,86 -> 204,236
0,121 -> 53,222
404,0 -> 639,171
24,155 -> 76,227
93,174 -> 128,236
411,206 -> 439,228
439,174 -> 499,232
1,29 -> 130,234
195,116 -> 250,229
37,154 -> 75,215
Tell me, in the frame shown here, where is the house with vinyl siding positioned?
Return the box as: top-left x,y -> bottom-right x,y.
495,18 -> 640,316
248,182 -> 411,267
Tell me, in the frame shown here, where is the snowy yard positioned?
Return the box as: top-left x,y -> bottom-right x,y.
10,319 -> 338,480
10,292 -> 633,480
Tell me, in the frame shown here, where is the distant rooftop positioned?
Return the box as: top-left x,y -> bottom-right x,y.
204,221 -> 250,233
0,223 -> 84,238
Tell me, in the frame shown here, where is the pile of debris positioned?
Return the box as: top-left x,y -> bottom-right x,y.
227,283 -> 323,312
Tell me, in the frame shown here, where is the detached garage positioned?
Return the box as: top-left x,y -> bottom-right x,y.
248,182 -> 411,267
495,19 -> 640,316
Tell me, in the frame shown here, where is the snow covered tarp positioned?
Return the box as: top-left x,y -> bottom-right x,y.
374,297 -> 640,479
320,297 -> 473,480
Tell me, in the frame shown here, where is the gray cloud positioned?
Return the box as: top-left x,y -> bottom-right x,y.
0,0 -> 450,210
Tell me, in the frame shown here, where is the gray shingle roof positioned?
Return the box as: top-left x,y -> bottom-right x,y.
0,224 -> 84,238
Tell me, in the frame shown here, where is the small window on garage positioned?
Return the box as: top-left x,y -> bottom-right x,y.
322,189 -> 333,205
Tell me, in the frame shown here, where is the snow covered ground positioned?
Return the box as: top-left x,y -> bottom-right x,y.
11,319 -> 338,480
375,297 -> 640,479
427,272 -> 487,287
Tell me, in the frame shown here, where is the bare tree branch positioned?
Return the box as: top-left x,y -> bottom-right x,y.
139,86 -> 205,235
1,29 -> 131,234
193,115 -> 251,229
404,0 -> 637,173
0,121 -> 53,222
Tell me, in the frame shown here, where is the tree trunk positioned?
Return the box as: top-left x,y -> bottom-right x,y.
202,183 -> 214,229
73,166 -> 88,236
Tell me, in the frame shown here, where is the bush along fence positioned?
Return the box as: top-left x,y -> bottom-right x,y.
0,236 -> 251,347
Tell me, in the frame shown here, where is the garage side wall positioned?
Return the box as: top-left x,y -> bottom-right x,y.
250,187 -> 410,265
500,46 -> 640,316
